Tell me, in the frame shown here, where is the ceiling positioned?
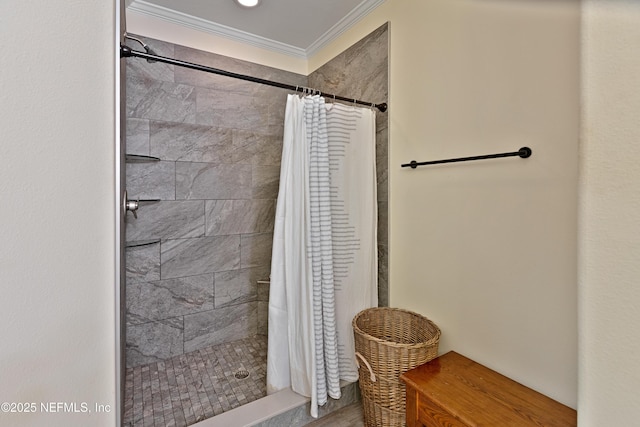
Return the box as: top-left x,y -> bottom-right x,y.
127,0 -> 385,58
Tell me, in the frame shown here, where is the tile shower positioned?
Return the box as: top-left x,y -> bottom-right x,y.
123,23 -> 388,426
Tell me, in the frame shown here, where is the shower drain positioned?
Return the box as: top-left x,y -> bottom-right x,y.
234,369 -> 250,380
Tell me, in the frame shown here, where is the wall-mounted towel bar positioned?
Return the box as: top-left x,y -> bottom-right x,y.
401,147 -> 532,169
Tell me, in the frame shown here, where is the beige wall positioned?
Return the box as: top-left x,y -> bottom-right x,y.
580,1 -> 640,425
0,1 -> 117,426
314,0 -> 580,408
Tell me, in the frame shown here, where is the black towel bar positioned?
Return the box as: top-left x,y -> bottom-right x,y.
402,147 -> 532,169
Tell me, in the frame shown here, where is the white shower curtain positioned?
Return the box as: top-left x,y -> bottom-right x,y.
267,94 -> 378,418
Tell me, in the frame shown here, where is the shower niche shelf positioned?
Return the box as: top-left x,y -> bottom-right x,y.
125,239 -> 160,248
126,154 -> 161,163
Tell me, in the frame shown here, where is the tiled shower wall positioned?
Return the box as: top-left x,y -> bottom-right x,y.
123,23 -> 389,368
124,36 -> 306,368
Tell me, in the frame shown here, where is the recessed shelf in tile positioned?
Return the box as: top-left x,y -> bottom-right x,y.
125,239 -> 161,248
126,154 -> 161,163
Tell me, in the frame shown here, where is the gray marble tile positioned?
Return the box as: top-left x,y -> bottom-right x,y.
126,160 -> 176,200
195,88 -> 267,130
214,266 -> 269,308
232,130 -> 283,166
240,233 -> 273,269
257,301 -> 268,336
377,201 -> 388,247
377,244 -> 388,308
376,127 -> 389,202
308,23 -> 388,130
174,47 -> 261,95
123,335 -> 269,426
309,24 -> 388,106
127,274 -> 214,324
176,162 -> 252,200
126,318 -> 184,368
205,199 -> 275,236
257,281 -> 270,302
126,118 -> 150,156
183,303 -> 257,352
149,121 -> 234,163
176,66 -> 258,97
161,235 -> 240,280
344,23 -> 388,78
252,165 -> 280,199
357,63 -> 388,112
175,44 -> 306,95
127,76 -> 196,124
307,55 -> 347,97
125,242 -> 161,284
125,200 -> 205,241
261,86 -> 295,135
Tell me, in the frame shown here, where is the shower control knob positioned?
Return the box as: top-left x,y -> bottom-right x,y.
125,197 -> 139,219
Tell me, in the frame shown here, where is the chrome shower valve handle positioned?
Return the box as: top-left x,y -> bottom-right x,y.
123,190 -> 139,219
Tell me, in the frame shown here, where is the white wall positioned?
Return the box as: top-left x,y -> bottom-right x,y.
312,0 -> 580,408
580,1 -> 640,425
0,1 -> 117,426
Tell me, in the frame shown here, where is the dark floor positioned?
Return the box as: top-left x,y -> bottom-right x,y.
123,335 -> 268,427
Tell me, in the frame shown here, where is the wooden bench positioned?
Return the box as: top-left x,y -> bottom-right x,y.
400,351 -> 577,427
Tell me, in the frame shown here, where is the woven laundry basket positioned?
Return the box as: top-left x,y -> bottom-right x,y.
353,307 -> 441,427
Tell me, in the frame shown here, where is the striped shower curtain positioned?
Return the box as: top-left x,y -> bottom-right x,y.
267,94 -> 378,417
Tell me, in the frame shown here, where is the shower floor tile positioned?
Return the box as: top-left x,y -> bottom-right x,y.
124,335 -> 268,427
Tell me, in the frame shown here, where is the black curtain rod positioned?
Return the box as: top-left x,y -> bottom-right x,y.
401,147 -> 532,169
120,44 -> 388,112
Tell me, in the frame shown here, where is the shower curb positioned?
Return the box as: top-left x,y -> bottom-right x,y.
194,380 -> 360,427
255,381 -> 361,427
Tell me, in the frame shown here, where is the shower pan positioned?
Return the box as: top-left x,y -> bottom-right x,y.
123,336 -> 268,425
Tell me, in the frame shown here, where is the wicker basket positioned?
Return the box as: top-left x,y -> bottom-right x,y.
361,396 -> 406,427
353,307 -> 441,426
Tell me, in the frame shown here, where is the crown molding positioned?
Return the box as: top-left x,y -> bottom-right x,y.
306,0 -> 386,58
127,0 -> 307,58
127,0 -> 385,60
